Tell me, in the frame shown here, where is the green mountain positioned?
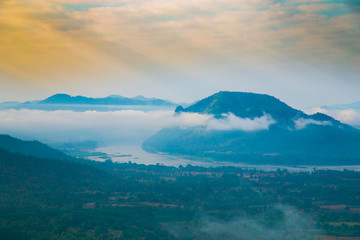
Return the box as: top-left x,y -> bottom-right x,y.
0,134 -> 75,161
176,91 -> 305,122
0,147 -> 109,188
143,91 -> 360,165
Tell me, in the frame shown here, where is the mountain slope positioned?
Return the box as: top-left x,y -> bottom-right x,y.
0,147 -> 109,185
143,91 -> 360,165
0,147 -> 111,207
0,134 -> 75,161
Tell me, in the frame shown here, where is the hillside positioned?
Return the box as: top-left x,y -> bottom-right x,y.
1,134 -> 360,239
0,147 -> 111,207
0,134 -> 75,161
144,91 -> 360,165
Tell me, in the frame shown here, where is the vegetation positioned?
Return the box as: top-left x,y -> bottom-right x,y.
1,146 -> 360,239
0,134 -> 73,161
176,91 -> 305,122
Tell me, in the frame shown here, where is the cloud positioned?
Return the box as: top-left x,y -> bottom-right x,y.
335,109 -> 360,126
294,118 -> 331,130
0,0 -> 359,87
0,109 -> 181,144
310,107 -> 360,127
0,109 -> 275,145
207,113 -> 275,131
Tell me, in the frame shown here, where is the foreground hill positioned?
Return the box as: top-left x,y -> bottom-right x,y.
0,147 -> 111,208
1,134 -> 360,239
143,91 -> 360,165
0,134 -> 74,161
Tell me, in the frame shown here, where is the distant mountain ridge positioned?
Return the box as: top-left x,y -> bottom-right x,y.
0,94 -> 176,111
37,93 -> 175,106
322,101 -> 360,111
143,91 -> 360,165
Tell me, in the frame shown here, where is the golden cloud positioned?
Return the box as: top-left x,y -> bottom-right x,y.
0,0 -> 359,85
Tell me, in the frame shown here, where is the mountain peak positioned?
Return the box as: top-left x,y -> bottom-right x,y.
50,93 -> 71,97
40,94 -> 83,104
46,93 -> 72,99
107,95 -> 125,99
179,91 -> 304,122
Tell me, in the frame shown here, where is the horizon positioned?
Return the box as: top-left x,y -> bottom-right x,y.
1,90 -> 360,110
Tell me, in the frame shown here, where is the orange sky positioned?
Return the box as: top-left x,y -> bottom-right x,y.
0,0 -> 359,106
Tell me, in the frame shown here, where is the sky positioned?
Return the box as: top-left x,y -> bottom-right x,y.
0,0 -> 359,109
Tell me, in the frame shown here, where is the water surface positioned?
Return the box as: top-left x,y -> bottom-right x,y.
90,145 -> 360,172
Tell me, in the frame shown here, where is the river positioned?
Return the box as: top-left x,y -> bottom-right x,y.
87,145 -> 360,172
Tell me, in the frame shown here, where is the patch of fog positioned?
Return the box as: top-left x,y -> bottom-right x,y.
2,108 -> 360,171
207,113 -> 275,131
0,109 -> 198,145
294,118 -> 332,130
0,109 -> 276,145
308,107 -> 360,128
168,205 -> 319,240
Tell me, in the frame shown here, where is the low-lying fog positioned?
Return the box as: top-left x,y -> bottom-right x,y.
0,109 -> 276,145
1,106 -> 360,170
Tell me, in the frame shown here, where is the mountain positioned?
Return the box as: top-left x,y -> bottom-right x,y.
176,91 -> 305,122
0,134 -> 80,162
0,146 -> 111,210
0,94 -> 177,111
0,147 -> 109,187
0,134 -> 112,206
38,93 -> 175,106
143,91 -> 360,165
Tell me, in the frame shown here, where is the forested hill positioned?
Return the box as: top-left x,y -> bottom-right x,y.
0,134 -> 75,161
0,147 -> 111,206
144,91 -> 360,165
175,91 -> 340,125
0,147 -> 109,184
